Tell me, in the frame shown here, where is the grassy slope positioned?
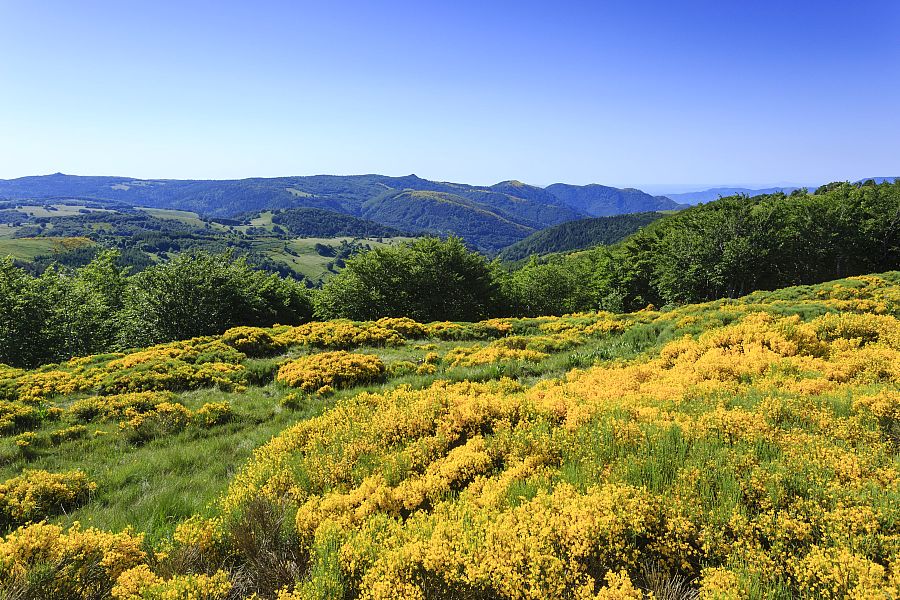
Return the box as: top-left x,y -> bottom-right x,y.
2,272 -> 900,597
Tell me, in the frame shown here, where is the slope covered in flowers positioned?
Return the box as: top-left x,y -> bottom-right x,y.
1,272 -> 900,598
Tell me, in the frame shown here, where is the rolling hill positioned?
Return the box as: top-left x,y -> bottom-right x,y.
267,207 -> 407,238
0,173 -> 682,251
497,211 -> 666,261
361,190 -> 535,251
544,183 -> 680,216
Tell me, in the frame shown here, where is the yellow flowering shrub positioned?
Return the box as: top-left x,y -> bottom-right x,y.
119,401 -> 193,442
444,344 -> 548,367
0,522 -> 146,598
276,351 -> 385,392
375,317 -> 427,338
69,391 -> 175,422
0,400 -> 39,434
274,320 -> 404,349
111,565 -> 231,600
194,401 -> 233,427
0,469 -> 96,526
0,338 -> 247,404
49,423 -> 88,445
221,325 -> 285,356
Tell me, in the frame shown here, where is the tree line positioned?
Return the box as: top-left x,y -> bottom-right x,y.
0,252 -> 312,368
3,180 -> 898,368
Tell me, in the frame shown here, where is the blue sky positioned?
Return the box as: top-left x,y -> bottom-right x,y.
0,0 -> 897,190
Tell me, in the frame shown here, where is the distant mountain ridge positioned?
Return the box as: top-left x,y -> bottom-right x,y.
544,183 -> 680,216
664,186 -> 804,205
0,173 -> 680,251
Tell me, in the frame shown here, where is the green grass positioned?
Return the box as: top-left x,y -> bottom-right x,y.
0,237 -> 96,261
135,207 -> 229,230
0,384 -> 321,541
252,236 -> 413,281
14,204 -> 113,218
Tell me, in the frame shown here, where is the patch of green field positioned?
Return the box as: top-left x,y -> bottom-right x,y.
285,187 -> 313,198
135,207 -> 208,226
0,236 -> 95,261
14,204 -> 114,218
0,385 -> 314,542
255,236 -> 413,281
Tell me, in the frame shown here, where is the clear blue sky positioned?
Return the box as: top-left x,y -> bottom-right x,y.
1,0 -> 897,190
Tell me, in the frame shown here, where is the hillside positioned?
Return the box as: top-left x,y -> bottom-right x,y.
1,272 -> 899,598
544,183 -> 681,216
362,189 -> 536,251
498,211 -> 665,261
0,173 -> 678,250
267,207 -> 407,238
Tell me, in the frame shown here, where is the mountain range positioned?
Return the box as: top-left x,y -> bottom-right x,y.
664,186 -> 804,205
0,173 -> 682,251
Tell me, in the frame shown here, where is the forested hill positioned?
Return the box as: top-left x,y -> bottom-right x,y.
266,207 -> 407,238
497,212 -> 665,261
543,183 -> 680,215
0,173 -> 682,251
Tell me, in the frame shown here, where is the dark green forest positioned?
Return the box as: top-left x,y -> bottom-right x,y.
269,207 -> 407,238
497,212 -> 665,261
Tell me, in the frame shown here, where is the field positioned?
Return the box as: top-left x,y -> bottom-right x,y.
0,235 -> 95,261
1,273 -> 899,598
13,203 -> 115,218
135,207 -> 225,229
252,236 -> 415,282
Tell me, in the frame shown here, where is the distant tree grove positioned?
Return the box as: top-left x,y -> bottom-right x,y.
1,180 -> 898,368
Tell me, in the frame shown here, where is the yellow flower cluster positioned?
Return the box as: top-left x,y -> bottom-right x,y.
69,391 -> 175,422
221,325 -> 283,356
0,469 -> 96,526
444,340 -> 549,367
273,320 -> 405,349
5,271 -> 900,598
0,522 -> 146,599
0,399 -> 38,433
1,337 -> 247,404
212,282 -> 900,597
119,400 -> 233,441
111,565 -> 232,600
49,423 -> 88,445
423,319 -> 512,340
276,351 -> 385,392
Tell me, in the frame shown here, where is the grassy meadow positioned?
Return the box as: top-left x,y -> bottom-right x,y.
1,273 -> 899,598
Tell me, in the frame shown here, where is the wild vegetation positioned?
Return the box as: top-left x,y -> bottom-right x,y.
0,271 -> 899,598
